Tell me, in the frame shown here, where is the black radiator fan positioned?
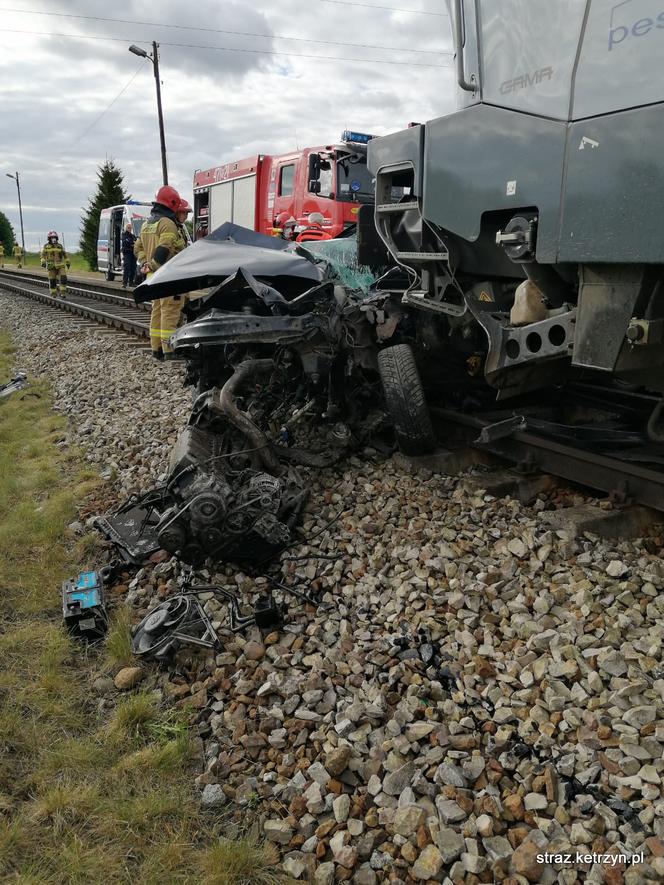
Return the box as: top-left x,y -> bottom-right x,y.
131,595 -> 199,660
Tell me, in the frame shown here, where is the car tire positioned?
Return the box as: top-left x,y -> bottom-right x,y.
378,343 -> 436,455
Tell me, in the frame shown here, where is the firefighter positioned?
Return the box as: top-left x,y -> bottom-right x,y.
41,231 -> 70,298
272,212 -> 297,240
295,212 -> 332,243
134,185 -> 187,361
12,242 -> 23,267
175,198 -> 192,237
0,243 -> 4,268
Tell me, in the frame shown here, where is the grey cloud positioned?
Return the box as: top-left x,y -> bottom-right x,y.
0,0 -> 456,251
24,0 -> 276,79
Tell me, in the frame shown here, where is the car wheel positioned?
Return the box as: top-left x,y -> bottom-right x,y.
378,343 -> 436,455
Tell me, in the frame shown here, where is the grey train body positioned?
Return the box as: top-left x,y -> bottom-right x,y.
369,0 -> 664,395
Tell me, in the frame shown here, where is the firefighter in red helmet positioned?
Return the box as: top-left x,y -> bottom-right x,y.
175,198 -> 192,241
272,212 -> 297,240
134,185 -> 187,361
176,198 -> 192,225
40,231 -> 70,298
295,212 -> 332,243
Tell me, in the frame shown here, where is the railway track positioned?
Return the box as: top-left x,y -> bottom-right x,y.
0,266 -> 137,298
0,269 -> 149,338
431,400 -> 664,515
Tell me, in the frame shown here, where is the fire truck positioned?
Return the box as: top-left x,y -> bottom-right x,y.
192,131 -> 375,239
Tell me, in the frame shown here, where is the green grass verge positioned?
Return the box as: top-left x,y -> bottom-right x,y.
4,250 -> 116,277
0,332 -> 282,884
4,252 -> 89,272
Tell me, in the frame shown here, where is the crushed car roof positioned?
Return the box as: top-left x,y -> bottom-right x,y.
133,222 -> 325,302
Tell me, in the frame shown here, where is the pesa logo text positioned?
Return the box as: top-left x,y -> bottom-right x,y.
609,9 -> 664,50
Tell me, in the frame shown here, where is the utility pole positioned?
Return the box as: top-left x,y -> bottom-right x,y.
129,42 -> 168,185
5,171 -> 25,256
152,42 -> 168,186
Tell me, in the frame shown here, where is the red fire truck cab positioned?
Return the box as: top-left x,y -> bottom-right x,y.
192,131 -> 375,240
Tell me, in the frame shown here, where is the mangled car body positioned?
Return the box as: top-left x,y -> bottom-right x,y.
142,226 -> 379,402
129,223 -> 411,569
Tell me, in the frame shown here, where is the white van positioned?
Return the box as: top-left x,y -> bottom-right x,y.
97,202 -> 151,281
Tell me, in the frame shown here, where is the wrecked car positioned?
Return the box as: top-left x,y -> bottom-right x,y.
123,223 -> 431,570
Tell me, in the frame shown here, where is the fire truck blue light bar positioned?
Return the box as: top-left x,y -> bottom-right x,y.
341,131 -> 375,144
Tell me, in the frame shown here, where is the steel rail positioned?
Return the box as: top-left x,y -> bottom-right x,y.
0,266 -> 122,291
0,268 -> 149,311
431,406 -> 664,513
0,278 -> 149,338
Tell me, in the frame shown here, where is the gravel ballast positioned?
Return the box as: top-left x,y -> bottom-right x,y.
3,292 -> 664,884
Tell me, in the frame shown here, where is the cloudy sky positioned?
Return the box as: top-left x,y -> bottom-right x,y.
0,0 -> 455,252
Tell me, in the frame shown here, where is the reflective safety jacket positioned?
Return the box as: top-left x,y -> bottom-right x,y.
41,242 -> 67,269
0,245 -> 4,256
295,224 -> 332,243
12,245 -> 22,258
134,206 -> 185,275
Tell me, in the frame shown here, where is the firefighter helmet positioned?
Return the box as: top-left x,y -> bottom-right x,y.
307,212 -> 325,227
276,212 -> 296,233
154,185 -> 181,212
47,230 -> 59,241
177,199 -> 192,214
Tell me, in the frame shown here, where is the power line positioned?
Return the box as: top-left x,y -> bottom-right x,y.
0,6 -> 449,55
2,28 -> 453,67
70,59 -> 147,147
308,0 -> 447,13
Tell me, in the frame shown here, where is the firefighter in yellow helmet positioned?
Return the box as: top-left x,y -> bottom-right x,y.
134,185 -> 187,361
12,242 -> 23,268
0,243 -> 4,268
41,231 -> 70,298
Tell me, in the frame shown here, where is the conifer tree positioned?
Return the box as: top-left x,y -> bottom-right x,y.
0,211 -> 16,255
79,160 -> 129,270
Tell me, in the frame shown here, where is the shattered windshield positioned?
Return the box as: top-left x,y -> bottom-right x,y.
299,236 -> 376,294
